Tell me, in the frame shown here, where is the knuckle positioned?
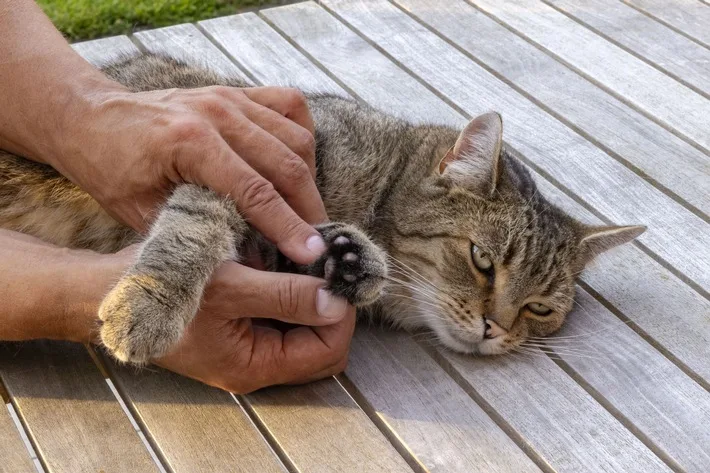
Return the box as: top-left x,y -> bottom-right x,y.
167,117 -> 211,143
279,152 -> 312,186
293,129 -> 316,158
239,176 -> 279,212
283,88 -> 308,109
276,277 -> 300,318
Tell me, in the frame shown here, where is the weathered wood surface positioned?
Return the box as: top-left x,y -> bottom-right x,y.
623,0 -> 710,47
546,0 -> 710,97
0,403 -> 35,473
0,342 -> 158,473
467,0 -> 710,154
3,1 -> 709,471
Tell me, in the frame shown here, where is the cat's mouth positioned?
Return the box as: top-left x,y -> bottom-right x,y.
436,323 -> 486,354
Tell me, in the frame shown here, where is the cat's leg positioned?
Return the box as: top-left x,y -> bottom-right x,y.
277,222 -> 388,306
98,184 -> 245,364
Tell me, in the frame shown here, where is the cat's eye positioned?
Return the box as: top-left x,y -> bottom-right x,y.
527,303 -> 552,316
471,243 -> 493,272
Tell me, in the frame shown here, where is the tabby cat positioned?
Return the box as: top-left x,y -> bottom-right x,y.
0,54 -> 645,364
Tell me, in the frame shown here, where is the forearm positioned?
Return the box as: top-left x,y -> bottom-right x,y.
0,0 -> 125,166
0,229 -> 129,343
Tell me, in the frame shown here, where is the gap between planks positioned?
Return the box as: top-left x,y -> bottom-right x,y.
540,0 -> 710,100
461,0 -> 710,157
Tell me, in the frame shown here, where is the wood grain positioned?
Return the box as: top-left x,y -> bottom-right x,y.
395,0 -> 710,216
247,380 -> 413,473
315,0 -> 710,293
0,403 -> 35,473
134,23 -> 249,80
200,13 -> 347,95
623,0 -> 710,48
72,36 -> 139,65
345,328 -> 543,472
0,342 -> 158,473
466,0 -> 710,153
105,360 -> 286,473
546,0 -> 710,96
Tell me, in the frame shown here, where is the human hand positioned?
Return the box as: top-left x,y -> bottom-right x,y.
155,261 -> 356,392
50,85 -> 327,264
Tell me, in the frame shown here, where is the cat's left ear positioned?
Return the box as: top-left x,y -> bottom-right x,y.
439,112 -> 504,197
578,225 -> 646,264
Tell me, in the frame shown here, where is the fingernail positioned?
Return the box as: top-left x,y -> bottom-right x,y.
317,288 -> 349,321
306,234 -> 327,256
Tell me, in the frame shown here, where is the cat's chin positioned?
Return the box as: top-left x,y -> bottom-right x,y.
431,320 -> 513,356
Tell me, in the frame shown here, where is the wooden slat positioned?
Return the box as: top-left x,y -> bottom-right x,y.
105,361 -> 286,473
72,36 -> 138,66
262,4 -> 677,471
466,0 -> 710,153
0,403 -> 35,473
246,380 -> 413,473
345,328 -> 543,472
0,342 -> 158,473
623,0 -> 710,48
546,0 -> 710,96
311,1 -> 710,293
134,24 -> 249,80
201,16 -> 545,472
200,13 -> 346,95
395,0 -> 710,216
132,25 -> 414,473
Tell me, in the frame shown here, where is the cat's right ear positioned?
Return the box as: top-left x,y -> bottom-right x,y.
438,112 -> 504,197
578,224 -> 647,265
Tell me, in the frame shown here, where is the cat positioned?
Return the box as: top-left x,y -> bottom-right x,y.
0,54 -> 645,364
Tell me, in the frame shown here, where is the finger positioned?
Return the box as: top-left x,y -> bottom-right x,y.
177,138 -> 326,264
242,87 -> 315,137
239,101 -> 317,179
206,263 -> 352,326
218,122 -> 326,225
248,310 -> 355,386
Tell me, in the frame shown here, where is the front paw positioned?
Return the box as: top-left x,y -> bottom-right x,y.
316,224 -> 388,306
98,274 -> 193,364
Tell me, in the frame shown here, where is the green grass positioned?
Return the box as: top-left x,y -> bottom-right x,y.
39,0 -> 286,41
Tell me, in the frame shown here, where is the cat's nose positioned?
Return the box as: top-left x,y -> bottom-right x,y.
483,318 -> 506,339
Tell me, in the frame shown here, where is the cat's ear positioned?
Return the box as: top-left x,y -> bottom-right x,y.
439,112 -> 504,197
578,225 -> 646,264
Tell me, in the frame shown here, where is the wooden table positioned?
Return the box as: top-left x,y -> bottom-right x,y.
2,1 -> 709,471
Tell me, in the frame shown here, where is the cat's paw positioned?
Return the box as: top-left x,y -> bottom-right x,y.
316,224 -> 388,306
98,274 -> 194,364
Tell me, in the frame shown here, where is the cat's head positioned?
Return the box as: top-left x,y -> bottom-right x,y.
385,112 -> 645,355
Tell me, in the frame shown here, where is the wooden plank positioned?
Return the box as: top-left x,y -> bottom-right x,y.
345,328 -> 543,473
262,4 -> 681,471
623,0 -> 710,48
395,0 -> 710,216
294,1 -> 710,293
246,380 -> 413,473
202,15 -> 546,472
0,403 -> 35,473
134,23 -> 249,80
133,25 -> 414,473
104,361 -> 286,473
72,36 -> 138,66
200,13 -> 347,95
435,346 -> 671,473
546,0 -> 710,96
0,342 -> 158,473
465,0 -> 710,154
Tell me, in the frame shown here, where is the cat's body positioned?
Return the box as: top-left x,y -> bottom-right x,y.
0,55 -> 644,363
